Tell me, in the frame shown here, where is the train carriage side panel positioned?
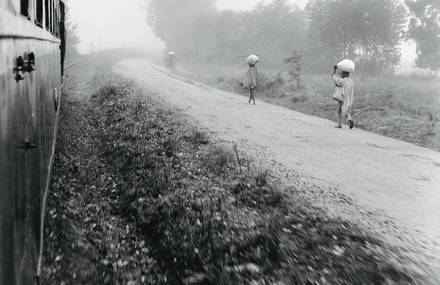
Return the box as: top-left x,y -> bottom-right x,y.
0,0 -> 64,283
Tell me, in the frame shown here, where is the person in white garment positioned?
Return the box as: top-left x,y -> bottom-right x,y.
243,55 -> 260,105
332,63 -> 354,129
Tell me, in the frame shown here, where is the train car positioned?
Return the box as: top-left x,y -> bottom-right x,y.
0,0 -> 65,283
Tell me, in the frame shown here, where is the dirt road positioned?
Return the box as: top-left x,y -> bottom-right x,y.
116,58 -> 440,280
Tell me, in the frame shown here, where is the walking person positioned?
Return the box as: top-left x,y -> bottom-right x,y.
243,55 -> 259,105
332,60 -> 355,129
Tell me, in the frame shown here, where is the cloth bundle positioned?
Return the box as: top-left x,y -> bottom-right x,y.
337,59 -> 355,73
247,55 -> 259,66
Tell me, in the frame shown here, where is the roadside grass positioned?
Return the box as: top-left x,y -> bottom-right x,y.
176,62 -> 440,151
84,77 -> 414,284
43,65 -> 416,284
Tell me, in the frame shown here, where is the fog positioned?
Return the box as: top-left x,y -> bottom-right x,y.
68,0 -> 165,54
216,0 -> 308,11
69,0 -> 311,55
68,0 -> 417,69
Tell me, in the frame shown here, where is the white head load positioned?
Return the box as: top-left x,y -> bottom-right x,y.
337,59 -> 355,73
247,54 -> 259,66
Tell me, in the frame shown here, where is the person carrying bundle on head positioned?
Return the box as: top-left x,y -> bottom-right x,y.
332,59 -> 355,129
167,51 -> 175,67
243,54 -> 259,105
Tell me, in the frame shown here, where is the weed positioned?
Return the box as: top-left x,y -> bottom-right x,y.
202,146 -> 235,175
185,129 -> 209,145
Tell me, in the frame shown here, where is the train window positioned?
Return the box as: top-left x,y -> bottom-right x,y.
45,0 -> 50,30
36,0 -> 43,26
51,0 -> 55,34
49,0 -> 52,33
20,0 -> 29,18
54,9 -> 59,37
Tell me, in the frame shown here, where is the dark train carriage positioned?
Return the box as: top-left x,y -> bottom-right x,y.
0,0 -> 65,283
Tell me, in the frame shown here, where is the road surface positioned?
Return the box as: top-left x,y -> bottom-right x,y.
116,58 -> 440,281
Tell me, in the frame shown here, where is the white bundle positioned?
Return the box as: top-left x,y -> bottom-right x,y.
247,54 -> 259,66
337,59 -> 355,73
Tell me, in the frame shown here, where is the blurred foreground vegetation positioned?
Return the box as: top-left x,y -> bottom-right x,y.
43,68 -> 415,284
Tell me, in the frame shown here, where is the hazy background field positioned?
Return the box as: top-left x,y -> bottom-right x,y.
174,61 -> 440,151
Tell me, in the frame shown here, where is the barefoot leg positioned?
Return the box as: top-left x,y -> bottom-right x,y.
336,102 -> 343,128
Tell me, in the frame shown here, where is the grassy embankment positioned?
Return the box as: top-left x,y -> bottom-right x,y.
43,70 -> 414,284
177,62 -> 440,152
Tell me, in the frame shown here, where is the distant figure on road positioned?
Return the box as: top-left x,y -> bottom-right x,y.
243,55 -> 259,105
332,60 -> 355,129
166,51 -> 175,67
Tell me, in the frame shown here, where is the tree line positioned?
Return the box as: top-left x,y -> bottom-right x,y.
147,0 -> 440,73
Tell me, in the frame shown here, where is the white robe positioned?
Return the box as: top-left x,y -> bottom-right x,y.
333,74 -> 354,115
243,65 -> 259,89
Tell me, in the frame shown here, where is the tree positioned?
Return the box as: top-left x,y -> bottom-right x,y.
146,0 -> 307,66
249,0 -> 307,65
64,2 -> 80,59
284,50 -> 304,88
148,0 -> 217,55
406,0 -> 440,71
305,0 -> 407,73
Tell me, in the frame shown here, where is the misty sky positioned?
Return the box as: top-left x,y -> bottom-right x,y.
216,0 -> 308,10
68,0 -> 416,68
68,0 -> 164,54
69,0 -> 307,54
